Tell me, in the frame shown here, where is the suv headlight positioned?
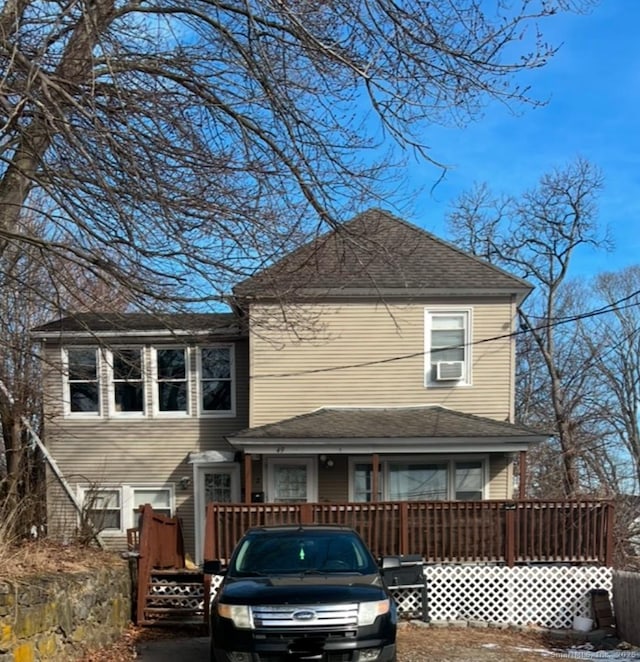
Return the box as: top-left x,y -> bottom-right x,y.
358,599 -> 391,626
217,603 -> 253,629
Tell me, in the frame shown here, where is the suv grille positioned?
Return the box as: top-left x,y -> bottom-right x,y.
252,603 -> 358,628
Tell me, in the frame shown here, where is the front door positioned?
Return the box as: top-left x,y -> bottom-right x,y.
194,463 -> 240,562
266,457 -> 317,503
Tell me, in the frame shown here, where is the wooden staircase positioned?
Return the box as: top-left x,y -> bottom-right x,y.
130,505 -> 208,626
140,568 -> 205,624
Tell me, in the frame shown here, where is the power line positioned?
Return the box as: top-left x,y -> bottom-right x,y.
252,288 -> 640,379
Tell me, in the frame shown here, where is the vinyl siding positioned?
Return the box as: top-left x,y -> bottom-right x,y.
249,298 -> 515,427
488,454 -> 512,499
42,338 -> 249,555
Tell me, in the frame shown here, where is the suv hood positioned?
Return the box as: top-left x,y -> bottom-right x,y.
220,575 -> 387,606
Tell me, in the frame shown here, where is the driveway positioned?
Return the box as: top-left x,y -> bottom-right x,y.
129,626 -> 637,662
137,636 -> 209,660
134,628 -> 552,662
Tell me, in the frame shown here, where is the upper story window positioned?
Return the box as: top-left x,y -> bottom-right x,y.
425,308 -> 471,386
200,346 -> 234,415
155,347 -> 189,413
110,348 -> 145,415
66,348 -> 100,415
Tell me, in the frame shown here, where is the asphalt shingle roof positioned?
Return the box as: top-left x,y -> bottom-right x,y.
234,209 -> 532,298
32,312 -> 241,336
230,406 -> 544,440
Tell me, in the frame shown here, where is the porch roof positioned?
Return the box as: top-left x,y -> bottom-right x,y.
227,406 -> 547,454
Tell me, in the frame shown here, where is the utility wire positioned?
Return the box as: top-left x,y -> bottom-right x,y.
252,288 -> 640,379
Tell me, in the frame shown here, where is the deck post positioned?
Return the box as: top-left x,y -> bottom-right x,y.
372,454 -> 380,502
400,502 -> 409,556
300,503 -> 314,524
519,451 -> 527,498
136,505 -> 153,624
244,453 -> 252,503
605,502 -> 615,567
504,503 -> 516,567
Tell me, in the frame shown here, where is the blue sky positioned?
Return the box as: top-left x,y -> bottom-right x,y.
394,2 -> 640,278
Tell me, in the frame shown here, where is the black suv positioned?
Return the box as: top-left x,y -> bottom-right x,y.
206,525 -> 398,661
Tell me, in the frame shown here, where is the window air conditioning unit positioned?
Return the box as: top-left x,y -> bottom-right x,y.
436,361 -> 464,381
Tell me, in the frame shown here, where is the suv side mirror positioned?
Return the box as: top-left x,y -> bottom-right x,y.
380,556 -> 401,570
203,559 -> 225,575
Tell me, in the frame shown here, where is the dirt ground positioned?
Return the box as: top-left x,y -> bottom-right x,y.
77,622 -> 577,661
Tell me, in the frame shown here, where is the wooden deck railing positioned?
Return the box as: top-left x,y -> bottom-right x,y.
204,499 -> 615,567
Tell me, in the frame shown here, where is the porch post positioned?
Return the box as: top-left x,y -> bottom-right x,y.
371,453 -> 380,502
518,451 -> 527,499
244,453 -> 252,503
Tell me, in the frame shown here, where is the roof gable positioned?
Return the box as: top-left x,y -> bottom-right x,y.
234,209 -> 531,299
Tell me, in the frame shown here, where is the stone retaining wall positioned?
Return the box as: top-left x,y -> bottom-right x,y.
0,563 -> 131,661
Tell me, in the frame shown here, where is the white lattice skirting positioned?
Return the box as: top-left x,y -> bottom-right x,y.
424,565 -> 612,629
210,566 -> 612,630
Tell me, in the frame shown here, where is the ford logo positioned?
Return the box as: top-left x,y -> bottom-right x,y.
292,609 -> 316,621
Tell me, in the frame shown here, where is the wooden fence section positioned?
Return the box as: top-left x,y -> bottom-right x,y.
204,499 -> 615,567
612,570 -> 640,646
135,504 -> 188,625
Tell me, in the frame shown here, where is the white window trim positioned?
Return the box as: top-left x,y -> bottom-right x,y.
151,345 -> 191,417
78,483 -> 175,536
348,455 -> 488,501
196,344 -> 236,418
424,307 -> 473,388
106,347 -> 147,418
62,346 -> 103,418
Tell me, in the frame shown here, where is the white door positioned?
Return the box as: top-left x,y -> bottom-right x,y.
266,457 -> 317,503
194,463 -> 240,563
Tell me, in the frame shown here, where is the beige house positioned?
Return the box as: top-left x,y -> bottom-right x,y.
34,209 -> 546,560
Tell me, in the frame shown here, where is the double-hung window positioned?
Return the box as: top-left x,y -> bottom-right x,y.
110,348 -> 145,415
156,347 -> 189,413
66,348 -> 100,415
200,346 -> 234,415
80,485 -> 173,535
131,487 -> 172,523
81,487 -> 122,532
425,308 -> 471,386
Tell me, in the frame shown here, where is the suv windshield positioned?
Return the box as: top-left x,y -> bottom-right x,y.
229,529 -> 378,577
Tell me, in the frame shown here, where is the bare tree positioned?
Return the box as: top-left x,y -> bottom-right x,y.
580,267 -> 640,492
0,0 -> 591,307
447,158 -> 609,497
0,206 -> 128,532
